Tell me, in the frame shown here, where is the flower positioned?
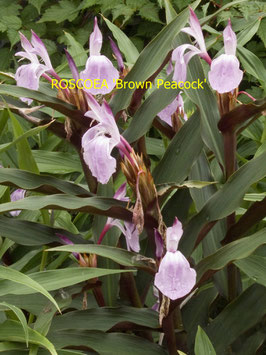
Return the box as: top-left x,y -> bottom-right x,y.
154,217 -> 196,300
82,93 -> 121,184
9,189 -> 26,217
97,183 -> 140,252
172,8 -> 211,85
80,17 -> 119,95
157,93 -> 187,126
208,20 -> 243,93
172,9 -> 243,94
15,31 -> 54,103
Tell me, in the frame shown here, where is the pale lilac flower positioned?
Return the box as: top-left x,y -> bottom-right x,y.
157,93 -> 187,126
172,8 -> 211,85
97,183 -> 140,252
80,17 -> 119,95
208,20 -> 243,93
10,189 -> 26,217
15,31 -> 54,103
82,93 -> 121,184
154,217 -> 196,300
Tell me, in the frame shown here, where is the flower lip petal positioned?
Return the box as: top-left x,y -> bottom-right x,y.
82,132 -> 117,184
154,251 -> 196,300
208,54 -> 243,93
90,17 -> 103,56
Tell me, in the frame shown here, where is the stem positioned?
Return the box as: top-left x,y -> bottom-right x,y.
120,271 -> 142,308
97,224 -> 111,245
78,150 -> 97,193
162,313 -> 177,355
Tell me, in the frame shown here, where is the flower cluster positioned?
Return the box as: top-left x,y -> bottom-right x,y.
171,8 -> 243,94
13,10 -> 243,304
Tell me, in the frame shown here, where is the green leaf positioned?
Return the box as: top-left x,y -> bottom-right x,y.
64,32 -> 87,67
47,244 -> 155,273
0,85 -> 87,126
0,266 -> 60,312
182,285 -> 217,353
0,16 -> 21,30
206,284 -> 266,354
0,320 -> 57,355
0,194 -> 132,221
103,17 -> 139,64
257,17 -> 266,47
196,228 -> 266,282
0,302 -> 29,346
110,0 -> 200,114
0,216 -> 87,246
0,122 -> 53,155
194,326 -> 216,355
0,168 -> 91,196
237,46 -> 266,85
138,3 -> 162,23
39,0 -> 79,23
31,151 -> 83,174
9,111 -> 39,174
164,0 -> 178,24
49,306 -> 159,332
47,330 -> 167,355
237,18 -> 261,46
28,0 -> 47,14
180,152 -> 266,256
0,268 -> 135,295
234,255 -> 266,287
153,111 -> 203,184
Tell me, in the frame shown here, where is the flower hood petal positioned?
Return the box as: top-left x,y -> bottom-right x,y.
90,17 -> 103,56
80,55 -> 119,95
223,19 -> 237,56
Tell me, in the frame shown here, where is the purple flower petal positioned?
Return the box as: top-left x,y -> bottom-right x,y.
154,250 -> 196,300
182,8 -> 207,53
109,219 -> 140,252
56,233 -> 79,260
31,30 -> 53,69
15,63 -> 47,104
157,98 -> 179,126
10,189 -> 26,217
223,19 -> 237,56
172,44 -> 200,84
124,221 -> 140,252
113,182 -> 129,202
154,229 -> 164,259
65,49 -> 79,81
90,17 -> 103,56
82,126 -> 118,184
80,55 -> 119,95
109,36 -> 124,73
208,54 -> 243,93
166,217 -> 183,252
